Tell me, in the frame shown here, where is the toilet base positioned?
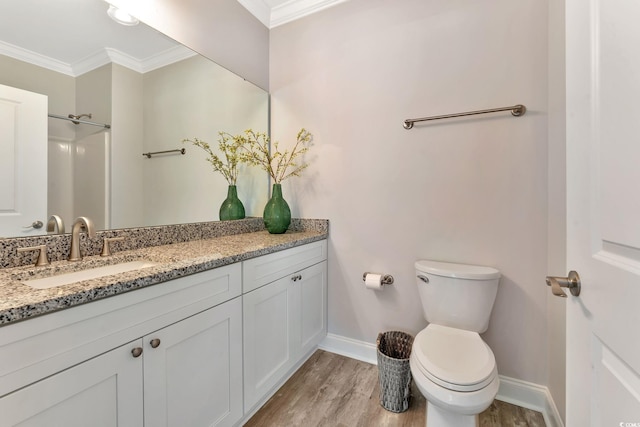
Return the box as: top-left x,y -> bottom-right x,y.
426,401 -> 478,427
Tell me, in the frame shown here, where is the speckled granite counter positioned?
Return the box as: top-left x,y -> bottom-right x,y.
0,229 -> 327,325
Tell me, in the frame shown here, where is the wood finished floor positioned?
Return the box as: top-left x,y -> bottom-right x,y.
245,350 -> 546,427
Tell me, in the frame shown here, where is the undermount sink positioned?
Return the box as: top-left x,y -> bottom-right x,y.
23,260 -> 159,290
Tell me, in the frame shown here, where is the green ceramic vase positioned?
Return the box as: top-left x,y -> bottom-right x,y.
219,185 -> 245,221
263,183 -> 291,234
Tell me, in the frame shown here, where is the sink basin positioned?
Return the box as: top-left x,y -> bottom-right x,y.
23,260 -> 159,290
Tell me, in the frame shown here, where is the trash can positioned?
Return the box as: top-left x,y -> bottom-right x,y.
376,330 -> 414,413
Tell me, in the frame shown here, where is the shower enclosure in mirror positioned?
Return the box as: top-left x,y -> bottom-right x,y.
0,0 -> 269,238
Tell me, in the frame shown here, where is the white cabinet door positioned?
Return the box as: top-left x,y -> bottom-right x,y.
243,274 -> 297,411
0,340 -> 143,427
299,261 -> 327,357
143,297 -> 243,427
0,84 -> 47,236
243,260 -> 328,413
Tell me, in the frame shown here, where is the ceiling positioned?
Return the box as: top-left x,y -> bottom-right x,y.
0,0 -> 346,76
0,0 -> 192,76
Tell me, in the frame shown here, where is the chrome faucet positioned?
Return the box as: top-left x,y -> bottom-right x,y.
68,217 -> 96,261
46,215 -> 65,234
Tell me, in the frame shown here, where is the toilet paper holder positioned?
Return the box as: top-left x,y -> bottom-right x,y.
362,272 -> 394,285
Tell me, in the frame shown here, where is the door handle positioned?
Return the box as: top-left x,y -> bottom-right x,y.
546,271 -> 581,298
23,220 -> 44,229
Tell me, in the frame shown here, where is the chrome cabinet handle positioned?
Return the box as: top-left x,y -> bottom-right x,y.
23,221 -> 44,229
546,271 -> 581,298
131,347 -> 143,358
150,338 -> 161,349
291,274 -> 302,282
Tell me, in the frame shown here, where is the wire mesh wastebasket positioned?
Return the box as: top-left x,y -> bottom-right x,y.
376,330 -> 414,413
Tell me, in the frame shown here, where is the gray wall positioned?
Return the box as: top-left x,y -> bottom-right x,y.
270,0 -> 550,386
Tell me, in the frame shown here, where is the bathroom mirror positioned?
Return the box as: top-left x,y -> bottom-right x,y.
0,0 -> 269,238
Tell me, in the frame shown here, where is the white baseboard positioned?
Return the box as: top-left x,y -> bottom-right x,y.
318,333 -> 377,364
496,376 -> 564,427
319,333 -> 564,427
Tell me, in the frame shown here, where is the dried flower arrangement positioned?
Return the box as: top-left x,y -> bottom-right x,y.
239,129 -> 312,184
182,132 -> 244,185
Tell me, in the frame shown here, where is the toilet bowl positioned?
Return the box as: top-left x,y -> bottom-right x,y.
410,324 -> 499,426
411,260 -> 501,427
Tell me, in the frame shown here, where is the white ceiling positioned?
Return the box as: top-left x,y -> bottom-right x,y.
0,0 -> 193,77
0,0 -> 346,76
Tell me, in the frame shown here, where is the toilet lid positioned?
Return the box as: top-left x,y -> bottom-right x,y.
413,324 -> 496,392
415,260 -> 501,280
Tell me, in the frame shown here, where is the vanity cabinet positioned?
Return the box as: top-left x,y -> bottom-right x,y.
0,239 -> 327,427
0,263 -> 243,427
0,299 -> 242,427
242,240 -> 327,413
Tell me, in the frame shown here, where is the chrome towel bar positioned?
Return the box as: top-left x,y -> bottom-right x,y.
143,148 -> 186,159
403,104 -> 526,129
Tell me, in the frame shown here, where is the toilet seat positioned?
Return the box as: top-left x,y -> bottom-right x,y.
412,324 -> 497,392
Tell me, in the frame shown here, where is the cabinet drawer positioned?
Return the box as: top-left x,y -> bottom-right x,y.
242,240 -> 327,293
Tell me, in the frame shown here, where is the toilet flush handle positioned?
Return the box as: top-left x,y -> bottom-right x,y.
417,275 -> 429,283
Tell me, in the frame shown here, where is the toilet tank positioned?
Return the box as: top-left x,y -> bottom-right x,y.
415,260 -> 501,333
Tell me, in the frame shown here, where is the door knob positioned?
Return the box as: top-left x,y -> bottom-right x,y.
546,271 -> 581,298
150,338 -> 161,349
23,220 -> 44,229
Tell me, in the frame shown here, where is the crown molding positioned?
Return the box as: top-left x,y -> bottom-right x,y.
0,40 -> 74,76
72,49 -> 113,76
237,0 -> 271,27
270,0 -> 348,28
237,0 -> 348,29
1,42 -> 196,77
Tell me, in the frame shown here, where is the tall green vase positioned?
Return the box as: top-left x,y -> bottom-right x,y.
263,183 -> 291,234
219,185 -> 245,221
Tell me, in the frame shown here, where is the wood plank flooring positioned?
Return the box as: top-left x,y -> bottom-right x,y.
245,350 -> 546,427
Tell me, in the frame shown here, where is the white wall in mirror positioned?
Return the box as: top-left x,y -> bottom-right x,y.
0,0 -> 269,237
142,55 -> 268,227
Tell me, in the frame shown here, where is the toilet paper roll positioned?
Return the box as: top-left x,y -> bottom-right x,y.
364,273 -> 383,290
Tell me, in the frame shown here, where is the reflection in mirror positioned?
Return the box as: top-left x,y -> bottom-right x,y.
0,0 -> 269,238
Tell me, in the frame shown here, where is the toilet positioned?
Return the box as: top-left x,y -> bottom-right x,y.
410,260 -> 501,427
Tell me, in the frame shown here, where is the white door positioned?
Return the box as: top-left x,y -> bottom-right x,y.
566,0 -> 640,424
0,84 -> 47,236
0,340 -> 143,427
143,297 -> 243,427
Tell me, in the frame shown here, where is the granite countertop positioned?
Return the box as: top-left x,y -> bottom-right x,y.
0,229 -> 327,326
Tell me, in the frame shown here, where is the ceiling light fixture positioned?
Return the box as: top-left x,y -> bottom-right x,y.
107,5 -> 139,26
